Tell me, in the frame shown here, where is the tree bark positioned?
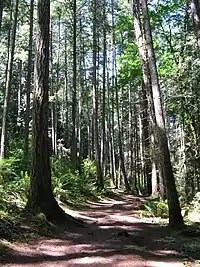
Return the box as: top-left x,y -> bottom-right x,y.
17,60 -> 22,130
139,0 -> 184,227
110,0 -> 117,186
24,0 -> 34,162
64,29 -> 69,148
141,82 -> 152,195
0,0 -> 3,34
115,83 -> 131,192
71,0 -> 77,168
132,0 -> 153,195
0,0 -> 19,159
101,0 -> 107,177
26,0 -> 65,222
55,14 -> 61,155
191,0 -> 200,51
92,0 -> 103,190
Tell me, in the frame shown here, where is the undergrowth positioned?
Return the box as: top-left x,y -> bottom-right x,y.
1,151 -> 200,263
139,198 -> 168,219
0,155 -> 102,240
52,157 -> 99,203
139,197 -> 200,262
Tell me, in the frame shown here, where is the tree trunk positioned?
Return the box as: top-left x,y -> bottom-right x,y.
50,23 -> 55,155
101,0 -> 107,177
115,83 -> 131,192
55,14 -> 61,155
64,29 -> 69,148
0,0 -> 19,159
111,0 -> 117,186
50,21 -> 58,156
0,0 -> 3,34
132,0 -> 153,195
92,0 -> 103,190
129,83 -> 135,189
139,0 -> 184,227
26,0 -> 65,222
71,0 -> 77,168
191,0 -> 200,51
24,0 -> 34,162
141,82 -> 152,195
17,60 -> 22,132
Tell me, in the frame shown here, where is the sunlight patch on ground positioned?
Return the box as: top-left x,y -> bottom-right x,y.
61,206 -> 97,221
154,250 -> 180,256
141,217 -> 168,225
68,256 -> 113,265
114,255 -> 146,267
108,214 -> 142,223
33,240 -> 69,256
98,200 -> 126,205
148,261 -> 184,266
99,225 -> 119,229
8,245 -> 36,256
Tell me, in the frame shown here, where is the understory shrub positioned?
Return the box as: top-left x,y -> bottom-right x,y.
0,155 -> 99,226
140,199 -> 168,218
0,157 -> 28,238
0,155 -> 99,209
52,156 -> 98,202
0,157 -> 30,201
0,154 -> 99,240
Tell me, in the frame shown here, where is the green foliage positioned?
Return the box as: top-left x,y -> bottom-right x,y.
7,171 -> 30,200
0,155 -> 100,240
116,14 -> 133,36
0,157 -> 19,181
118,44 -> 142,82
0,154 -> 100,222
82,158 -> 96,181
140,199 -> 168,218
52,157 -> 98,203
0,181 -> 25,240
0,158 -> 30,200
0,140 -> 30,179
0,156 -> 29,240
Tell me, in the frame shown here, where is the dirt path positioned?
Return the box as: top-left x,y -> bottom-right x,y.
0,192 -> 195,267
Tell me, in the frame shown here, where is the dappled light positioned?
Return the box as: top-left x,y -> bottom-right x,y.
69,256 -> 113,265
0,192 -> 197,266
1,0 -> 200,266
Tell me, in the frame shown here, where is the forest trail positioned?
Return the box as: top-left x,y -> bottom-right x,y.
0,192 -> 195,267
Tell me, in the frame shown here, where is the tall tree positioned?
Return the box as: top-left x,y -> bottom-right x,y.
141,82 -> 152,195
110,0 -> 117,186
0,0 -> 19,159
101,0 -> 107,177
115,82 -> 131,192
71,0 -> 77,168
92,0 -> 103,190
191,0 -> 200,51
26,0 -> 65,222
139,0 -> 184,227
24,0 -> 34,162
132,0 -> 153,195
0,0 -> 3,34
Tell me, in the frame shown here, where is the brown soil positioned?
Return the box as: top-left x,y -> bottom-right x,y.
0,192 -> 196,267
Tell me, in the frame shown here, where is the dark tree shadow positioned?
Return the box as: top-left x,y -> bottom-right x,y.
0,193 -> 198,266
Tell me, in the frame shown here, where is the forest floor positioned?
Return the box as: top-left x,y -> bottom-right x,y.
0,191 -> 199,267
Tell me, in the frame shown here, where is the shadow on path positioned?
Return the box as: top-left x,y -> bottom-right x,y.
0,191 -> 197,267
